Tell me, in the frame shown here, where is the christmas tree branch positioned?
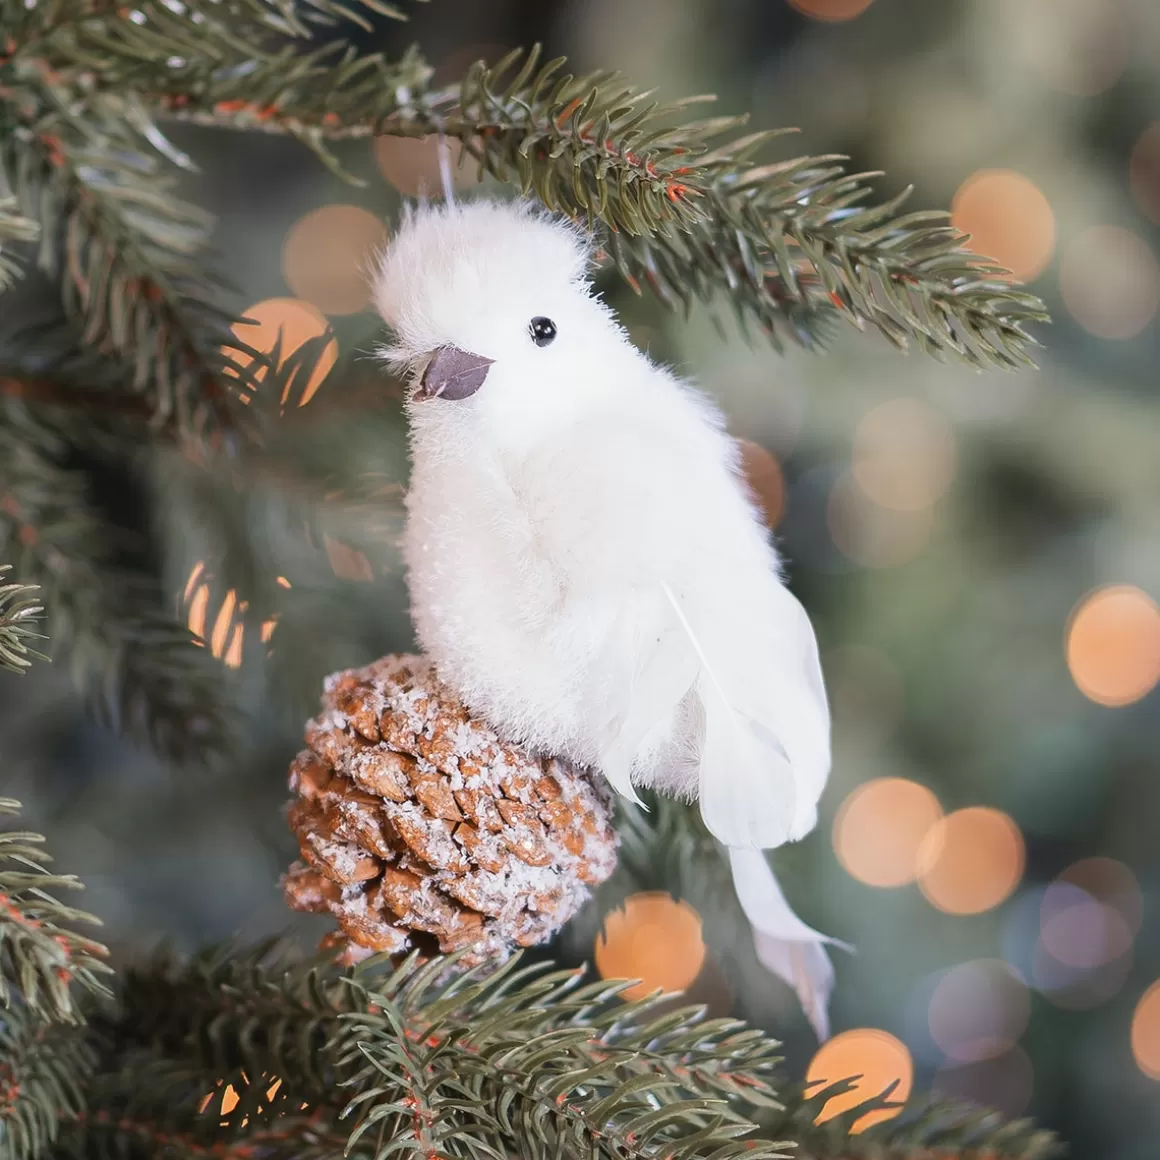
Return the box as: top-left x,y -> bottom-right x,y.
0,565 -> 46,674
0,1001 -> 97,1160
0,800 -> 111,1024
8,0 -> 430,178
142,43 -> 1045,365
764,1085 -> 1061,1160
104,943 -> 1060,1160
0,198 -> 39,294
0,80 -> 259,438
0,403 -> 240,762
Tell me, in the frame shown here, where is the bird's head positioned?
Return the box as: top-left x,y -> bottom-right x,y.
373,199 -> 631,442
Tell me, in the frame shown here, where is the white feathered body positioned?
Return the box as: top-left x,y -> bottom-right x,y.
376,200 -> 830,853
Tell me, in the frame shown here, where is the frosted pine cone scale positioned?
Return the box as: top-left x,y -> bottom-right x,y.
282,654 -> 618,966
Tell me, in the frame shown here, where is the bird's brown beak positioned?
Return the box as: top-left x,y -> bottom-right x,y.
414,345 -> 494,401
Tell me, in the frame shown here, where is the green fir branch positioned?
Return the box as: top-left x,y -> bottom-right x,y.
8,0 -> 429,178
0,565 -> 46,675
129,42 -> 1046,364
0,800 -> 111,1024
105,943 -> 1059,1160
0,79 -> 261,437
0,198 -> 39,294
764,1083 -> 1062,1160
0,1000 -> 96,1160
0,402 -> 240,762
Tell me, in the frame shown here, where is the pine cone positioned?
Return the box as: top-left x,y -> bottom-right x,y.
282,654 -> 618,966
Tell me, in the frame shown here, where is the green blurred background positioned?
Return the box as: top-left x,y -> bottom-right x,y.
4,1 -> 1160,1156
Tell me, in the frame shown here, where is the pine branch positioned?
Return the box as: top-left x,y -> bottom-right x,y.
0,401 -> 240,762
109,945 -> 788,1160
764,1083 -> 1062,1160
433,52 -> 1048,365
0,565 -> 46,675
135,45 -> 1046,364
0,198 -> 39,294
0,78 -> 261,438
0,800 -> 111,1024
8,0 -> 429,179
106,943 -> 1061,1160
10,0 -> 417,46
0,1000 -> 96,1160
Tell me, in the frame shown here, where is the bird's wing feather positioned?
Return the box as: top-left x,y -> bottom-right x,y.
663,582 -> 801,848
595,606 -> 699,805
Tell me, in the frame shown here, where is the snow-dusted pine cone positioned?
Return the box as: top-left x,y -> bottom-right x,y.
282,654 -> 618,967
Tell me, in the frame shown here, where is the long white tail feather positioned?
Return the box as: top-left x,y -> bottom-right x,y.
663,582 -> 799,848
729,847 -> 850,1041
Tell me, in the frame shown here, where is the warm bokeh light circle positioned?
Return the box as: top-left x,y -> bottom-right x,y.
788,0 -> 874,22
1059,227 -> 1160,340
851,398 -> 956,512
1131,981 -> 1160,1080
951,170 -> 1056,282
737,439 -> 786,528
833,778 -> 942,888
1131,123 -> 1160,225
182,561 -> 246,669
373,134 -> 480,198
228,297 -> 337,406
807,1028 -> 912,1132
595,892 -> 706,1001
1066,585 -> 1160,707
917,808 -> 1024,915
282,205 -> 387,316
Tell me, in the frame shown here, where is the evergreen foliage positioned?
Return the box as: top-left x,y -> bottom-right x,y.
0,3 -> 1061,1158
0,567 -> 45,675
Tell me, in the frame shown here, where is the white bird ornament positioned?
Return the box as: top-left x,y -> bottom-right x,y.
373,198 -> 844,1038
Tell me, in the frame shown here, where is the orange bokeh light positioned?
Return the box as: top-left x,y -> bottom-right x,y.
282,205 -> 387,316
833,778 -> 942,888
807,1028 -> 912,1132
951,170 -> 1056,283
788,0 -> 874,22
1059,227 -> 1160,340
917,808 -> 1024,915
851,398 -> 956,512
595,892 -> 706,1001
1131,123 -> 1160,226
183,561 -> 249,669
228,297 -> 337,407
373,135 -> 480,199
1131,981 -> 1160,1080
1066,585 -> 1160,707
738,439 -> 785,528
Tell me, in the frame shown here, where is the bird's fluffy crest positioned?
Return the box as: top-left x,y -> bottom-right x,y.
372,199 -> 593,367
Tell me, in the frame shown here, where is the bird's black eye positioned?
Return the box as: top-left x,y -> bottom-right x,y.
529,316 -> 557,347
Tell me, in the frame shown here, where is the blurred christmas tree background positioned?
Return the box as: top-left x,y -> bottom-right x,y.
3,0 -> 1160,1157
